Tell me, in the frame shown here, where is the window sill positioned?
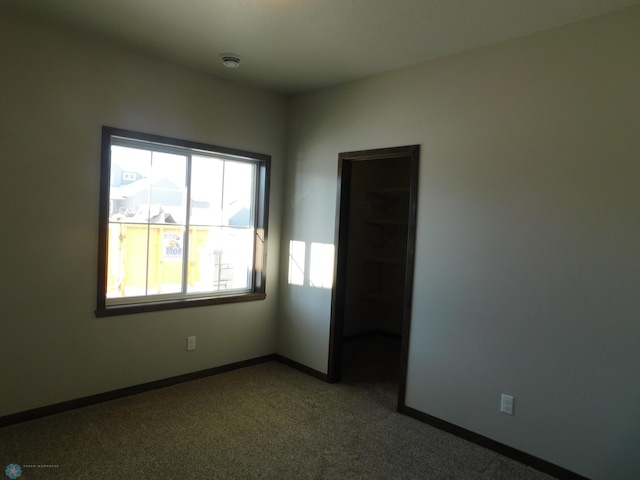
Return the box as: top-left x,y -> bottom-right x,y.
95,292 -> 266,317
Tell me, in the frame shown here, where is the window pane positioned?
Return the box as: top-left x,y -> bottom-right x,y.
109,146 -> 151,221
187,226 -> 254,293
149,151 -> 187,224
190,156 -> 224,226
146,226 -> 184,295
106,224 -> 186,298
109,147 -> 187,224
224,161 -> 255,227
106,223 -> 150,298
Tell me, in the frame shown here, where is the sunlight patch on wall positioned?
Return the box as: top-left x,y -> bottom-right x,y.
288,240 -> 305,286
287,240 -> 334,288
309,242 -> 334,289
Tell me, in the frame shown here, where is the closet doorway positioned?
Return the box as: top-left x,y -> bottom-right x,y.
329,145 -> 419,409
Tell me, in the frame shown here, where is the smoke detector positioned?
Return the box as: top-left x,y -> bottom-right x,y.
220,54 -> 242,69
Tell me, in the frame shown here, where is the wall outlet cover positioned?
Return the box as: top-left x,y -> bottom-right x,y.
500,394 -> 514,415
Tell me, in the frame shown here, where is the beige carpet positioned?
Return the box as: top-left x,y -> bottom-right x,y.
0,338 -> 556,479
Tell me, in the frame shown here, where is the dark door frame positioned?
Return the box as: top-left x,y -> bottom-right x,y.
328,144 -> 420,409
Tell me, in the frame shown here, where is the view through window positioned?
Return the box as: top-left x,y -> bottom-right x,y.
96,127 -> 269,316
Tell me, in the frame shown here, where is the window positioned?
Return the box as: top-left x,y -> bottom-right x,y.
96,127 -> 270,317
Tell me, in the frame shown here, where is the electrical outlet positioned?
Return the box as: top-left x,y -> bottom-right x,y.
500,394 -> 514,415
187,336 -> 196,351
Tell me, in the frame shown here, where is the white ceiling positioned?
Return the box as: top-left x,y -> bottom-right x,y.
3,0 -> 639,94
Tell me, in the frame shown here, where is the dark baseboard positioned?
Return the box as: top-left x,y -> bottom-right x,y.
0,354 -> 277,429
398,404 -> 591,480
274,354 -> 329,382
0,353 -> 328,428
3,353 -> 587,480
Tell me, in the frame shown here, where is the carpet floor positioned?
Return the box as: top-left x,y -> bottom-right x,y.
0,336 -> 556,479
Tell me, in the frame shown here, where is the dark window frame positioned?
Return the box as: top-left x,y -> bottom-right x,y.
96,126 -> 270,317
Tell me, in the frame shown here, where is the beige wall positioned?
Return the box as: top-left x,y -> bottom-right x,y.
281,6 -> 640,480
0,12 -> 287,416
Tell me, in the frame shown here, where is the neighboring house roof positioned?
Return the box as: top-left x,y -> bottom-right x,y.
116,176 -> 181,197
